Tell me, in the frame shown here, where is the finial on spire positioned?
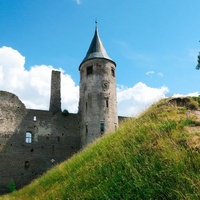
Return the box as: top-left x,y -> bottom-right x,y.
95,19 -> 98,30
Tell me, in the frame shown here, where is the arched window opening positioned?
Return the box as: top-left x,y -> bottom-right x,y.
25,132 -> 32,143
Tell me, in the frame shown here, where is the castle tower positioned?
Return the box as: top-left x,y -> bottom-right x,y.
49,70 -> 61,113
79,23 -> 118,147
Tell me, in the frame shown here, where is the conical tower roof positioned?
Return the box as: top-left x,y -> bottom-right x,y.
79,24 -> 115,69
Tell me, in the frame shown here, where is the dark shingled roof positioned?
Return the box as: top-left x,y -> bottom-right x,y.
79,26 -> 115,69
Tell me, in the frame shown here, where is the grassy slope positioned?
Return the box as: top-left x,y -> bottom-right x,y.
1,98 -> 200,200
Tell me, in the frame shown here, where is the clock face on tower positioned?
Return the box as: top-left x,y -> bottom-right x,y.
102,80 -> 109,90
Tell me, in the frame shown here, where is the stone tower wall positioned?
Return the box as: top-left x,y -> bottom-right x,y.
49,70 -> 61,113
79,58 -> 118,147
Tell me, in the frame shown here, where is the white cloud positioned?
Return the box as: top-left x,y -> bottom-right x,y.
117,82 -> 169,117
146,71 -> 155,75
0,46 -> 170,117
0,46 -> 79,112
146,70 -> 164,77
172,92 -> 199,98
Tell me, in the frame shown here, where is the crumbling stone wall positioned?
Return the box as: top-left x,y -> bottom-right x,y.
49,70 -> 61,113
0,91 -> 80,194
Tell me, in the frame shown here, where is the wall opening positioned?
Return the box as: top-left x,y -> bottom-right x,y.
100,122 -> 105,134
33,116 -> 37,121
106,98 -> 109,108
25,132 -> 32,143
86,124 -> 88,135
87,66 -> 93,75
24,161 -> 30,170
111,68 -> 115,77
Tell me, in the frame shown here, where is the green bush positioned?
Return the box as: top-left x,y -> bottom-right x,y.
8,179 -> 16,193
62,109 -> 69,116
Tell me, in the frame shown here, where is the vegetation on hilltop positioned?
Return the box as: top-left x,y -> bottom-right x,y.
1,97 -> 200,200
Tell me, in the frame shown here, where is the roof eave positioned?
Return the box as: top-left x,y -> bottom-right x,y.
79,57 -> 116,70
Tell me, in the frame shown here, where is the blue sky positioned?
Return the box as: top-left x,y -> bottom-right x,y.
0,0 -> 200,116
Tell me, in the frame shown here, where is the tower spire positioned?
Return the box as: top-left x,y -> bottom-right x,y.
79,24 -> 118,148
79,22 -> 115,69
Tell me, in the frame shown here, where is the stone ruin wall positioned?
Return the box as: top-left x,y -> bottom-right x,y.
0,91 -> 80,194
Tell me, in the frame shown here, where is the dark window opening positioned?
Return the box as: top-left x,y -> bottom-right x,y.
24,161 -> 30,170
87,66 -> 93,75
57,136 -> 60,142
111,68 -> 115,77
106,99 -> 109,108
86,124 -> 88,135
25,132 -> 32,143
100,123 -> 105,134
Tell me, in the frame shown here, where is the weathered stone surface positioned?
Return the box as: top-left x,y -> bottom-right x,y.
79,58 -> 118,147
49,70 -> 61,113
0,91 -> 80,194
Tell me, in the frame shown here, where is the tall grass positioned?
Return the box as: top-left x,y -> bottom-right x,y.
1,98 -> 200,199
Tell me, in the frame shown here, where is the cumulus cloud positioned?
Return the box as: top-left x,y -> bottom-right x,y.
117,82 -> 169,117
0,46 -> 170,117
0,46 -> 79,112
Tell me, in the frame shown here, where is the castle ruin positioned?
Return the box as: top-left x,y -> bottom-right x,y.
0,25 -> 119,194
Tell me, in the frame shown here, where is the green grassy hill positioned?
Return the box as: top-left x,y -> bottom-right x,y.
1,97 -> 200,200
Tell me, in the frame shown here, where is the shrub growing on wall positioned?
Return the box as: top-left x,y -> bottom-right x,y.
8,179 -> 16,193
62,109 -> 69,116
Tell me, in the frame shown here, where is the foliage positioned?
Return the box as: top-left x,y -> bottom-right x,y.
1,97 -> 200,200
7,179 -> 16,193
62,109 -> 69,116
192,96 -> 200,107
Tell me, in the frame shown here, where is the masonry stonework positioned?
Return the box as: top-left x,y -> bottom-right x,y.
0,91 -> 80,194
49,70 -> 61,113
79,58 -> 118,147
0,26 -> 120,194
